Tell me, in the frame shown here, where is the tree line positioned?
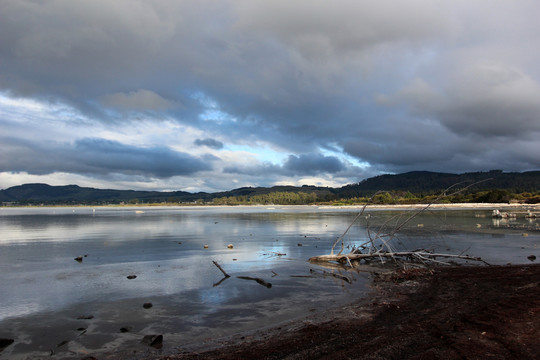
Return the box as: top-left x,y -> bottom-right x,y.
206,189 -> 540,206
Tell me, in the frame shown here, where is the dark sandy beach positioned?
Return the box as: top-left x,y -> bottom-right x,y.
156,263 -> 540,360
7,263 -> 540,359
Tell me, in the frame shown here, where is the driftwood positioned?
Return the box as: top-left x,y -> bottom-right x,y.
291,269 -> 352,284
313,180 -> 493,269
212,261 -> 231,287
212,261 -> 230,278
262,251 -> 286,257
309,251 -> 490,266
213,276 -> 229,287
237,276 -> 272,288
212,261 -> 273,288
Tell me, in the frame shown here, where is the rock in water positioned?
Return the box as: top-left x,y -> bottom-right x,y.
127,275 -> 137,279
77,315 -> 94,319
142,334 -> 163,349
143,302 -> 153,309
74,256 -> 83,263
0,338 -> 14,352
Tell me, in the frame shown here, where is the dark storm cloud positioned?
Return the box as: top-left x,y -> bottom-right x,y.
194,138 -> 224,150
0,0 -> 539,190
224,153 -> 347,176
0,137 -> 211,178
284,154 -> 345,175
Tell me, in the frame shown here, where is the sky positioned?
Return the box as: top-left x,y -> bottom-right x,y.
1,0 -> 539,193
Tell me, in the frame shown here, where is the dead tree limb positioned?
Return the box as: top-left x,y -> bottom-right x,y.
213,276 -> 229,287
309,251 -> 490,266
237,276 -> 272,288
315,179 -> 494,269
212,261 -> 230,278
322,270 -> 352,283
330,191 -> 382,256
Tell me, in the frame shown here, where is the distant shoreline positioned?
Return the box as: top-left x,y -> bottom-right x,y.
317,203 -> 540,210
2,203 -> 539,211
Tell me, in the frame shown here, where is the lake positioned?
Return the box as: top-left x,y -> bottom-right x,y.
0,205 -> 538,359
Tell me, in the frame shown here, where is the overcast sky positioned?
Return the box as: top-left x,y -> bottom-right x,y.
1,0 -> 539,192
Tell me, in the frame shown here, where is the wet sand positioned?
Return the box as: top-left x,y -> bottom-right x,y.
159,263 -> 540,360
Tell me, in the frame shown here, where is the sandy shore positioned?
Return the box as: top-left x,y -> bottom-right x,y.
158,264 -> 540,360
317,203 -> 540,210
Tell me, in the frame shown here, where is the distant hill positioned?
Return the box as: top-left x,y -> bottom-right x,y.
339,170 -> 540,197
0,183 -> 208,204
0,170 -> 538,205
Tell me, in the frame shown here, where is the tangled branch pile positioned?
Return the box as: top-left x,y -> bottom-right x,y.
310,182 -> 492,268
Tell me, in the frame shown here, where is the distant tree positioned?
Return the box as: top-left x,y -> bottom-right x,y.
474,189 -> 510,203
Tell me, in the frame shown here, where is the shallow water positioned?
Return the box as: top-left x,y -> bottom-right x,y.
0,205 -> 538,359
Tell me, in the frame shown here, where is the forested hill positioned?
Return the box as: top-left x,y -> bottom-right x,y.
0,170 -> 539,205
0,183 -> 209,204
339,170 -> 540,197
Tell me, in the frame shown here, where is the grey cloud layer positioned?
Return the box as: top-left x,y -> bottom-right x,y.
1,137 -> 211,178
1,0 -> 539,186
224,153 -> 348,177
194,138 -> 224,150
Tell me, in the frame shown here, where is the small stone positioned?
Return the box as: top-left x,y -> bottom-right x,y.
141,334 -> 163,349
74,256 -> 83,263
0,338 -> 14,351
76,327 -> 87,331
227,244 -> 234,249
127,275 -> 137,280
143,302 -> 153,309
528,255 -> 536,261
120,327 -> 132,333
77,315 -> 94,320
297,243 -> 303,246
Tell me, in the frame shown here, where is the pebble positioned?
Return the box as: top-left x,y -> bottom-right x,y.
141,334 -> 163,349
77,315 -> 94,320
0,338 -> 14,350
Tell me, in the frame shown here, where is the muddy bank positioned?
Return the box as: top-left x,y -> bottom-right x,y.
162,264 -> 540,360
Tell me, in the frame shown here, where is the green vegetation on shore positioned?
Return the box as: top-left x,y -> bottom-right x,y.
208,189 -> 540,206
1,170 -> 539,206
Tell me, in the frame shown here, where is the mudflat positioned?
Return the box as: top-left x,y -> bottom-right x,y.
161,264 -> 540,360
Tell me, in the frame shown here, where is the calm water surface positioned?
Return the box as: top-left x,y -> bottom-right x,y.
0,205 -> 538,358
